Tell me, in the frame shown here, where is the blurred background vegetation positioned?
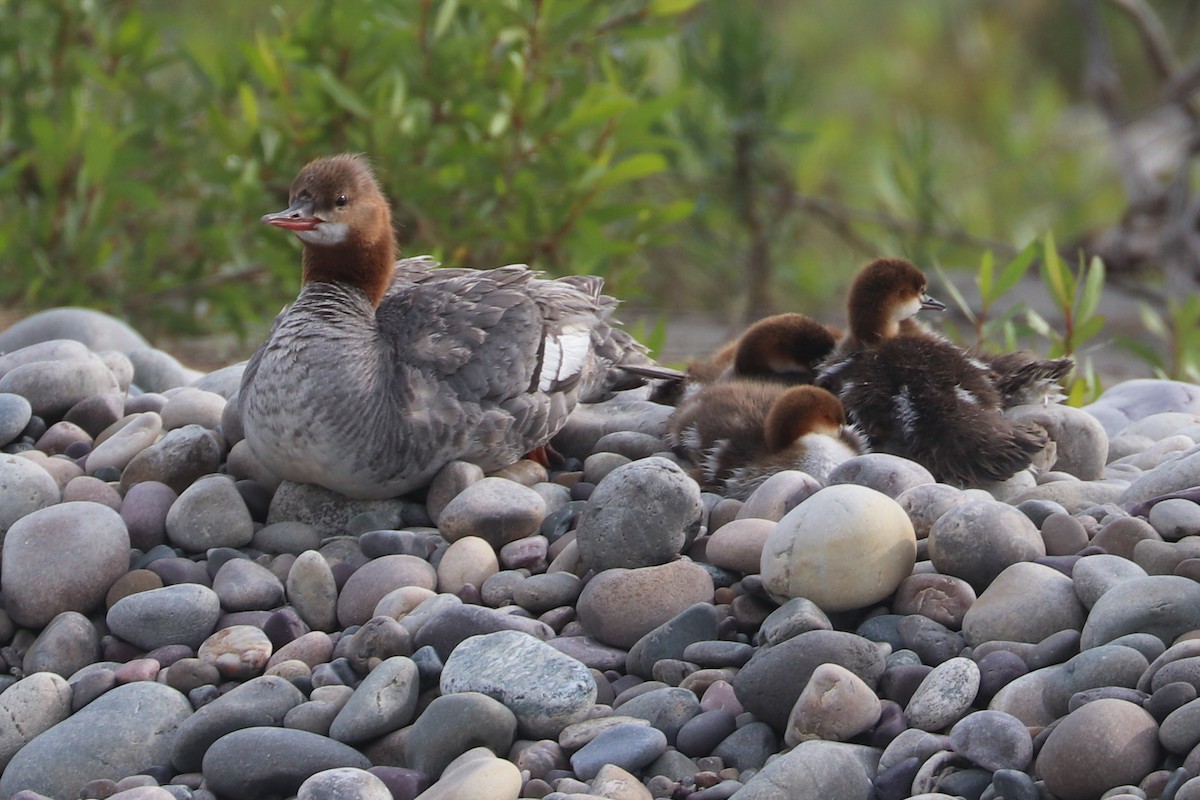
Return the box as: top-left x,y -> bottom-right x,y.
4,0 -> 1200,382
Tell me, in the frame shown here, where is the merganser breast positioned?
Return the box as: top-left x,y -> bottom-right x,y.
238,154 -> 657,499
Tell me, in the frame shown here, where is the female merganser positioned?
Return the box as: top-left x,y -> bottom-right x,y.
817,258 -> 1049,486
668,381 -> 863,498
239,154 -> 657,499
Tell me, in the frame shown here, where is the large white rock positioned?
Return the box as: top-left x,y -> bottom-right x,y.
760,484 -> 916,612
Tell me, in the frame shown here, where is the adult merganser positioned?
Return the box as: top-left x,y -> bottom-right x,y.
239,153 -> 658,499
817,258 -> 1050,486
668,381 -> 863,499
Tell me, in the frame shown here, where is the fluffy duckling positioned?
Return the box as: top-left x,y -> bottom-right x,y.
240,154 -> 658,499
669,381 -> 863,499
817,258 -> 1049,486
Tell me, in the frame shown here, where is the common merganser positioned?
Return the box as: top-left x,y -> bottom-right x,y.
817,258 -> 1049,486
668,381 -> 863,499
239,154 -> 658,499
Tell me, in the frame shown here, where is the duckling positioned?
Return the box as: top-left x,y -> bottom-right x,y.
240,153 -> 658,499
817,257 -> 1049,486
649,312 -> 840,405
668,381 -> 863,499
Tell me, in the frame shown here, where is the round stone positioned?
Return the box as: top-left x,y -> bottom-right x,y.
928,500 -> 1045,589
337,554 -> 437,628
731,739 -> 875,799
212,558 -> 286,612
0,393 -> 32,446
199,625 -> 273,680
0,310 -> 148,353
1007,404 -> 1107,480
1081,575 -> 1200,648
896,483 -> 972,539
0,454 -> 60,538
437,536 -> 499,595
573,456 -> 703,572
171,674 -> 306,771
961,562 -> 1085,646
120,425 -> 222,494
253,521 -> 322,556
904,657 -> 980,732
0,352 -> 121,418
891,573 -> 976,630
761,484 -> 916,612
404,693 -> 517,779
512,572 -> 582,614
0,672 -> 72,771
119,481 -> 177,552
62,475 -> 121,508
569,722 -> 669,781
1072,554 -> 1148,609
947,710 -> 1032,771
675,709 -> 737,758
202,726 -> 372,800
22,610 -> 100,678
737,470 -> 821,521
2,501 -> 129,628
785,663 -> 881,746
1035,699 -> 1161,800
436,477 -> 546,548
576,558 -> 714,649
166,475 -> 254,552
406,747 -> 521,800
705,517 -> 776,575
107,584 -> 222,650
1149,498 -> 1200,541
827,452 -> 935,497
298,768 -> 392,800
85,411 -> 163,476
287,550 -> 339,632
329,656 -> 420,744
160,387 -> 226,430
0,682 -> 191,800
441,629 -> 596,738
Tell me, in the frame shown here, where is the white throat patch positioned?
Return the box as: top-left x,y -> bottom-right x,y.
296,222 -> 350,247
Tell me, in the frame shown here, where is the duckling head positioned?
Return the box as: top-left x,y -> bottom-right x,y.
733,313 -> 838,380
763,385 -> 847,453
847,258 -> 945,345
263,154 -> 396,306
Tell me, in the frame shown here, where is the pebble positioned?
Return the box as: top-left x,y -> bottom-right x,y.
785,662 -> 881,745
436,535 -> 499,594
107,584 -> 222,650
576,558 -> 714,649
288,550 -> 340,632
405,693 -> 517,779
613,685 -> 700,743
329,656 -> 420,743
1081,575 -> 1200,648
0,454 -> 60,537
298,767 -> 393,800
198,625 -> 273,680
412,747 -> 522,800
171,675 -> 305,771
0,392 -> 33,445
120,424 -> 223,494
23,610 -> 100,677
905,656 -> 980,731
761,484 -> 916,611
569,723 -> 669,781
1035,698 -> 1162,800
573,457 -> 703,572
1007,403 -> 1109,480
160,387 -> 226,430
337,554 -> 437,627
0,671 -> 72,770
212,558 -> 285,611
703,517 -> 775,575
201,726 -> 372,800
961,561 -> 1085,646
0,682 -> 192,800
253,520 -> 322,555
732,740 -> 876,799
736,470 -> 821,521
892,573 -> 975,629
441,629 -> 596,737
2,501 -> 129,627
827,452 -> 936,497
85,411 -> 163,475
1148,498 -> 1200,541
0,351 -> 121,418
437,476 -> 546,547
927,499 -> 1046,588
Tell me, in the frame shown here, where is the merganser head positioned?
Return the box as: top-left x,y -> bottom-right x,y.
847,258 -> 945,345
733,313 -> 839,379
263,154 -> 396,306
763,385 -> 847,453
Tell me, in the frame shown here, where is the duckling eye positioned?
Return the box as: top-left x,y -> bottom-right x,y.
335,195 -> 348,207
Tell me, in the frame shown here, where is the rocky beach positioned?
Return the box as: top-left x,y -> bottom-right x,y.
4,307 -> 1200,800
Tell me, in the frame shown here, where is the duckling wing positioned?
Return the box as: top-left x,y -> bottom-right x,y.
976,350 -> 1073,407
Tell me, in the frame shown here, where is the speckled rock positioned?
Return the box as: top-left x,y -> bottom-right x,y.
961,562 -> 1085,646
0,454 -> 60,538
0,682 -> 191,800
576,558 -> 714,649
266,480 -> 409,537
1035,699 -> 1161,800
165,475 -> 254,552
199,624 -> 273,680
107,583 -> 222,650
0,672 -> 72,771
905,657 -> 980,732
2,501 -> 129,627
761,484 -> 916,612
1080,575 -> 1200,648
625,603 -> 719,680
928,499 -> 1045,589
437,477 -> 547,548
288,550 -> 339,632
441,630 -> 596,738
1042,645 -> 1150,717
574,457 -> 703,572
201,726 -> 372,800
298,767 -> 393,800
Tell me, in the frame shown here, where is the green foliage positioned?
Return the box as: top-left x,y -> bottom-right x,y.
1,0 -> 699,334
1127,297 -> 1200,383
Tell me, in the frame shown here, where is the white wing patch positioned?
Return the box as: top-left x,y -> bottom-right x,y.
954,385 -> 979,406
894,385 -> 919,439
537,324 -> 591,392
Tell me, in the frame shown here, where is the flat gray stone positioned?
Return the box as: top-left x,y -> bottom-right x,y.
1081,575 -> 1200,649
0,308 -> 149,353
329,656 -> 420,744
171,675 -> 306,771
404,693 -> 517,779
201,726 -> 372,800
731,740 -> 877,800
0,353 -> 120,418
107,583 -> 222,650
166,475 -> 254,553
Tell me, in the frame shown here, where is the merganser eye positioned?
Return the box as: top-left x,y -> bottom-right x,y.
335,195 -> 348,207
